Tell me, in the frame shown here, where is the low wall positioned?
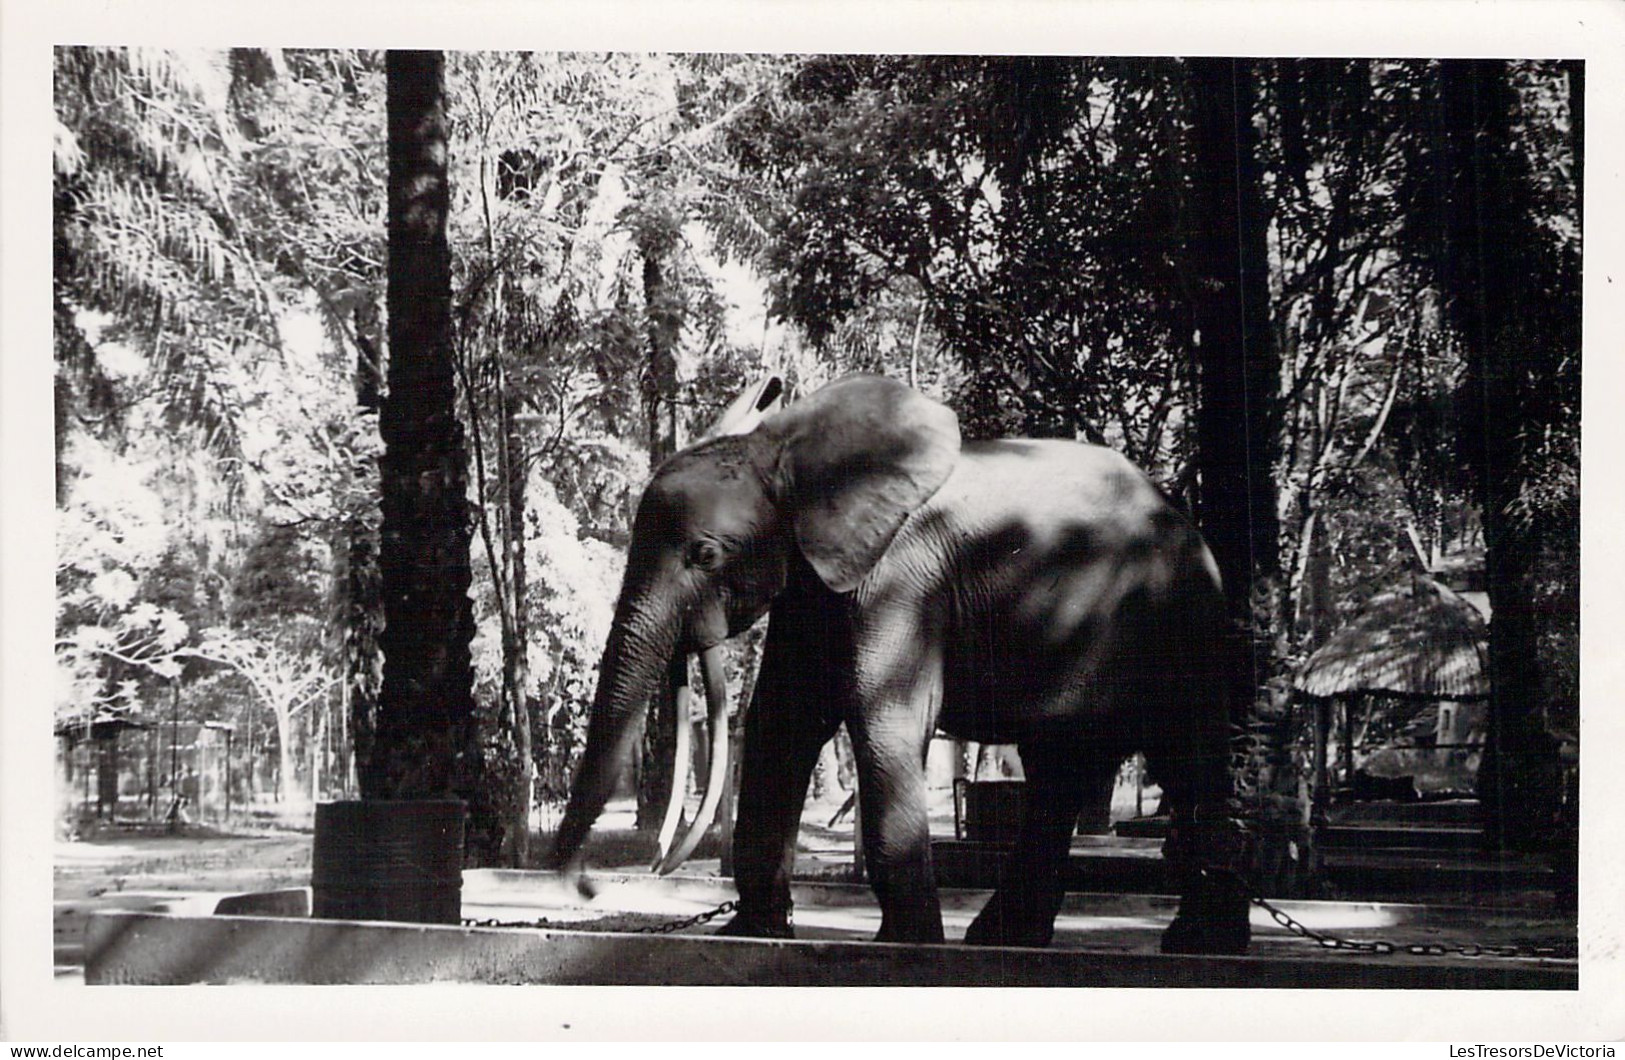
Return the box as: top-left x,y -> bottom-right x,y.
84,907 -> 1576,989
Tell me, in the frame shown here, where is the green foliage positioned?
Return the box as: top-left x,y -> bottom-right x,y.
445,52 -> 793,811
723,56 -> 1192,470
54,433 -> 192,723
54,46 -> 379,811
230,525 -> 324,626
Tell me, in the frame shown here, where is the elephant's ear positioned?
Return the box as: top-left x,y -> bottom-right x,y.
767,375 -> 961,593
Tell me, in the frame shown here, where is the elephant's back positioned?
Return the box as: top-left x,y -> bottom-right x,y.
920,439 -> 1226,742
938,439 -> 1191,553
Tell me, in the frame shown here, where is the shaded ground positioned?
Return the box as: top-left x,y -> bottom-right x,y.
55,790 -> 1569,982
56,827 -> 315,900
52,795 -> 867,977
54,824 -> 316,976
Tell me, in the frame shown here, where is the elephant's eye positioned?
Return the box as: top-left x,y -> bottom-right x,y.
685,539 -> 724,571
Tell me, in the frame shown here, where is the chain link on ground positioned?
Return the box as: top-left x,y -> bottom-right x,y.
463,899 -> 738,935
1199,868 -> 1579,962
464,875 -> 1574,962
1248,891 -> 1577,961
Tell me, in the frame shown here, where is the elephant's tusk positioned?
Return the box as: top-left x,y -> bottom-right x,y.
650,662 -> 695,871
698,375 -> 783,441
656,644 -> 731,875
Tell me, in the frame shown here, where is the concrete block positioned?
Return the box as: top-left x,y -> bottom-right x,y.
83,910 -> 1577,989
213,888 -> 311,917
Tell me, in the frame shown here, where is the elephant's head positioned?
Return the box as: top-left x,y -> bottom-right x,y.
548,374 -> 961,874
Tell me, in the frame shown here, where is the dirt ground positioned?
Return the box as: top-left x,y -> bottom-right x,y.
51,795 -> 868,977
52,766 -> 1114,933
55,828 -> 316,902
54,793 -> 1574,989
54,825 -> 315,975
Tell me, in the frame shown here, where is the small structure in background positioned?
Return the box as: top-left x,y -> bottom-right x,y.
55,712 -> 154,825
1295,576 -> 1490,819
55,712 -> 237,830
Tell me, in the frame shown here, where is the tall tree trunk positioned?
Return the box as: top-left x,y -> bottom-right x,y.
310,706 -> 327,804
1566,61 -> 1583,222
1182,58 -> 1297,887
470,141 -> 535,865
498,358 -> 534,864
275,702 -> 300,808
1185,57 -> 1282,644
345,299 -> 385,798
1427,60 -> 1572,850
366,51 -> 479,814
635,227 -> 684,831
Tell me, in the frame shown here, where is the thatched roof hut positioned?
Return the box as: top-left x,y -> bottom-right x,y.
54,710 -> 155,742
1296,577 -> 1490,702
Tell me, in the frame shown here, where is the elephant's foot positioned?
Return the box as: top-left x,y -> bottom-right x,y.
1159,872 -> 1251,956
874,914 -> 946,945
715,897 -> 794,939
963,892 -> 1059,949
716,914 -> 793,939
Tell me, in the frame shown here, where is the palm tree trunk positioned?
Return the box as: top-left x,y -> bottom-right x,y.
1184,57 -> 1281,640
345,300 -> 384,797
366,50 -> 478,804
1182,57 -> 1298,886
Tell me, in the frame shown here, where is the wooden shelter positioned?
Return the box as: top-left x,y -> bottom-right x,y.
1295,577 -> 1490,817
56,712 -> 239,824
56,711 -> 156,821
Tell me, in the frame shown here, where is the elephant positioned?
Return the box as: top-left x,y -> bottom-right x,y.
548,374 -> 1252,954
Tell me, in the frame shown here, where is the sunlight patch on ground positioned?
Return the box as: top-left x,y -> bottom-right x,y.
55,841 -> 143,865
1252,904 -> 1400,931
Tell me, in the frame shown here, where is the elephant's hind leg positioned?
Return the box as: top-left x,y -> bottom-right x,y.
1149,714 -> 1252,956
963,744 -> 1102,949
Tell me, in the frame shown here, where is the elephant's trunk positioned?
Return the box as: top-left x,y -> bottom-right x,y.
548,595 -> 680,872
655,644 -> 731,874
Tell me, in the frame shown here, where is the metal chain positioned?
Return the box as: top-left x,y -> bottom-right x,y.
463,899 -> 738,936
633,899 -> 739,935
1251,892 -> 1577,960
464,872 -> 1572,962
1205,869 -> 1579,962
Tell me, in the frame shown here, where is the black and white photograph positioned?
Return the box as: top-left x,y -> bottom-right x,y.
3,0 -> 1621,1044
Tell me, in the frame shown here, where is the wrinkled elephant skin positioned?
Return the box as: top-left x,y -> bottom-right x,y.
549,374 -> 1250,955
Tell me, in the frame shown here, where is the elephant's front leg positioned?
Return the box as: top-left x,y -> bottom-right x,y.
720,596 -> 841,938
849,717 -> 945,944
